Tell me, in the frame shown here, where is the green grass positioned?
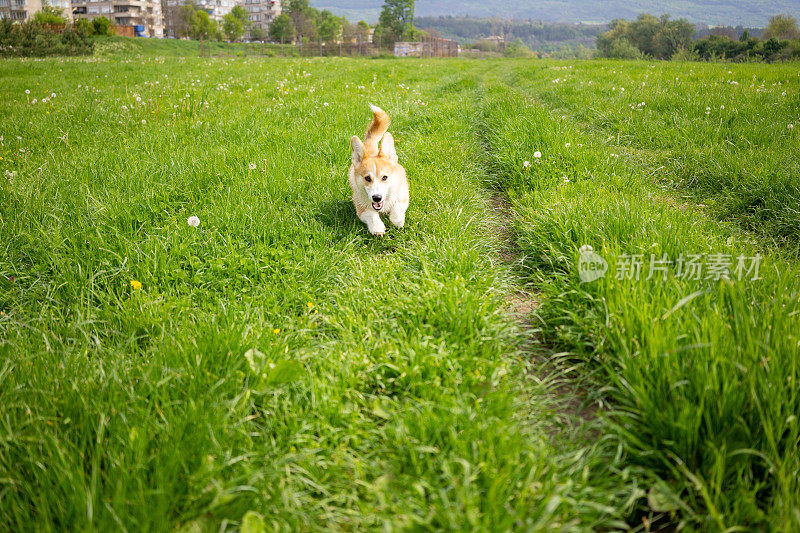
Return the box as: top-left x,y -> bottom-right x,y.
476,61 -> 800,529
95,36 -> 294,58
1,52 -> 798,530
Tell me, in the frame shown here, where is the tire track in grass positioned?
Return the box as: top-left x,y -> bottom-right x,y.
470,73 -> 604,427
488,193 -> 600,424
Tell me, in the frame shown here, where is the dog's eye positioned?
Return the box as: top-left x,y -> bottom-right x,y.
381,175 -> 388,182
364,176 -> 372,183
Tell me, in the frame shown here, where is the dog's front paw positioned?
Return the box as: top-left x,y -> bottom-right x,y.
368,220 -> 386,237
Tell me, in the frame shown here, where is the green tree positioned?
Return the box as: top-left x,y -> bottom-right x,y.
269,13 -> 294,42
222,12 -> 244,41
341,16 -> 355,43
32,3 -> 67,25
653,16 -> 694,58
193,10 -> 213,39
231,5 -> 250,30
286,0 -> 317,41
356,19 -> 369,43
763,14 -> 800,41
317,10 -> 341,44
597,13 -> 694,59
177,2 -> 198,39
378,0 -> 413,41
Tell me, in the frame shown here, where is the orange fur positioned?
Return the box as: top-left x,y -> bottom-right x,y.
363,104 -> 390,157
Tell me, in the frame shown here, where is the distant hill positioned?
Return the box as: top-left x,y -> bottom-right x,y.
309,0 -> 799,27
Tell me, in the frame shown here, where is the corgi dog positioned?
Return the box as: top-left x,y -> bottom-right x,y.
349,105 -> 409,237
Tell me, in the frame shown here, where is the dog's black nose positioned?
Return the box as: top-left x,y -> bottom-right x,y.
372,194 -> 382,202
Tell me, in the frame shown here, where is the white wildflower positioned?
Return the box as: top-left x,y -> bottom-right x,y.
187,216 -> 200,227
533,151 -> 542,159
523,161 -> 531,168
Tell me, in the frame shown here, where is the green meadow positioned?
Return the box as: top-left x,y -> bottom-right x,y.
1,47 -> 798,530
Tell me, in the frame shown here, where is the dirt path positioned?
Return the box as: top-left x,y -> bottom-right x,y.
488,193 -> 599,424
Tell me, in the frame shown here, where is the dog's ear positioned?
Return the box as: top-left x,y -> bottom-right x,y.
379,132 -> 398,163
351,136 -> 365,166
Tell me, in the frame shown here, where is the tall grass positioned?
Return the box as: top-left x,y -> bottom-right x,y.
1,57 -> 642,530
2,51 -> 798,530
506,60 -> 800,254
477,66 -> 800,529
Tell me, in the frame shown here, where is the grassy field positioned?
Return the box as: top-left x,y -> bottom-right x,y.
1,48 -> 798,530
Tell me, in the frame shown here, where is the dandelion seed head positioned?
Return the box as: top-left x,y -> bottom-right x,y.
187,216 -> 200,227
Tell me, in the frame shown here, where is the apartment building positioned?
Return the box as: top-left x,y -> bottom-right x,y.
241,0 -> 278,39
163,0 -> 243,38
72,0 -> 163,36
0,0 -> 72,22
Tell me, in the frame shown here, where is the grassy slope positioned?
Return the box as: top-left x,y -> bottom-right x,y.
94,36 -> 291,58
0,57 -> 638,530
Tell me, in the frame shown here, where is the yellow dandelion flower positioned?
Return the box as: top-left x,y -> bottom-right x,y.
273,328 -> 281,335
130,280 -> 142,290
306,302 -> 314,309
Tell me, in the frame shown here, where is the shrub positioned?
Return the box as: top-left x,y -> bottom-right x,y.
504,38 -> 534,58
692,34 -> 799,62
32,5 -> 68,25
92,16 -> 112,37
671,46 -> 700,61
75,17 -> 93,36
0,19 -> 93,57
604,37 -> 642,59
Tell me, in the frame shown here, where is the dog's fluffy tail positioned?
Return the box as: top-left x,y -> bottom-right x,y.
363,104 -> 390,156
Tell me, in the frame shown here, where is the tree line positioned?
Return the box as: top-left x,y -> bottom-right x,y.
171,0 -> 419,47
267,0 -> 422,47
597,13 -> 800,61
173,3 -> 254,41
415,16 -> 603,46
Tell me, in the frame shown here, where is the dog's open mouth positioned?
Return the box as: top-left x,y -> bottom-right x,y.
372,201 -> 384,211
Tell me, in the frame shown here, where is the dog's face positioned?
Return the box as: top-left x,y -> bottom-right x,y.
351,133 -> 403,211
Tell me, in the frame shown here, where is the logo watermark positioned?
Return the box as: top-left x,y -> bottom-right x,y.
579,246 -> 762,283
579,245 -> 608,283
